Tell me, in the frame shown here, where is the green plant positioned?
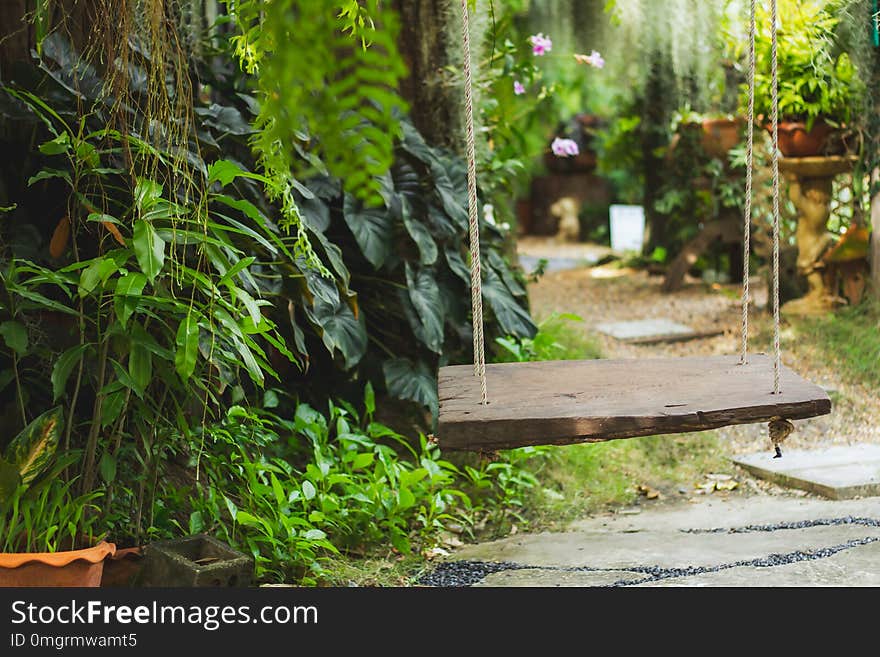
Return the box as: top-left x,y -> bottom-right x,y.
0,407 -> 104,553
745,0 -> 865,129
494,313 -> 601,363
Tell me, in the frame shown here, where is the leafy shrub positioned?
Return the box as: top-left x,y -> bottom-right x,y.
186,386 -> 544,584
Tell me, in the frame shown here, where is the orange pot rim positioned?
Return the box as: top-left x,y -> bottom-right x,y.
0,541 -> 116,569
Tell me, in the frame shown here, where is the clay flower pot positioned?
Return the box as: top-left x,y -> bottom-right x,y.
700,117 -> 743,159
0,541 -> 116,587
100,546 -> 144,587
770,119 -> 835,157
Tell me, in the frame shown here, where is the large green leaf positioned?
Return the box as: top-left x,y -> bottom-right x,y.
113,271 -> 147,327
400,198 -> 438,266
383,358 -> 438,417
306,295 -> 367,369
3,406 -> 63,486
132,219 -> 165,283
489,250 -> 526,297
0,320 -> 28,355
342,193 -> 393,269
51,343 -> 90,400
429,159 -> 468,230
482,267 -> 537,338
405,263 -> 444,353
175,312 -> 200,381
128,340 -> 152,396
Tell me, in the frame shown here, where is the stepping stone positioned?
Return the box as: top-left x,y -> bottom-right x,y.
594,318 -> 720,344
733,444 -> 880,500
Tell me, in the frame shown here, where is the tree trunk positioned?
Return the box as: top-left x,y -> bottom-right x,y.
393,0 -> 464,152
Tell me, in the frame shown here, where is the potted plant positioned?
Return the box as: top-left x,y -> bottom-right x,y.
672,107 -> 743,160
0,407 -> 114,587
748,0 -> 864,157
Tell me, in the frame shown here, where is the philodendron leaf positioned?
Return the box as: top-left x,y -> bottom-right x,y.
405,263 -> 444,353
482,267 -> 537,338
400,197 -> 438,266
342,193 -> 393,269
132,219 -> 165,283
383,357 -> 438,418
4,406 -> 63,486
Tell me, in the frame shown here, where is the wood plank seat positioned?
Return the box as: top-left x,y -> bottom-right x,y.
437,354 -> 831,451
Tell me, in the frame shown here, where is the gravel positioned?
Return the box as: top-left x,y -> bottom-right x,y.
419,515 -> 880,586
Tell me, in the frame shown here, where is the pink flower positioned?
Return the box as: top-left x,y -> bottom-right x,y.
551,138 -> 580,157
574,50 -> 605,69
529,33 -> 552,56
513,80 -> 525,95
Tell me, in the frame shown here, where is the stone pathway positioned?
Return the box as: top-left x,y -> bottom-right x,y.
422,496 -> 880,586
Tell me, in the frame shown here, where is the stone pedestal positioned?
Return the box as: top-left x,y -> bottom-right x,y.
777,156 -> 856,316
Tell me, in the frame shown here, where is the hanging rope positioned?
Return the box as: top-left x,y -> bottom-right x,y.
771,0 -> 782,394
460,0 -> 488,404
741,0 -> 782,395
741,0 -> 756,364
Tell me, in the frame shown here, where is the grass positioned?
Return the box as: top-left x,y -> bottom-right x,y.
796,299 -> 880,389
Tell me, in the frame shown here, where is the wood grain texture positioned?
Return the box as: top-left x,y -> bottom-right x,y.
437,354 -> 831,451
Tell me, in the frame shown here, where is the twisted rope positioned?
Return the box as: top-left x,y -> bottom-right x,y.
771,0 -> 781,394
460,0 -> 488,404
741,0 -> 756,365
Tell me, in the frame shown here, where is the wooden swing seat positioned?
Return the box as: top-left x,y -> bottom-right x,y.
437,354 -> 831,451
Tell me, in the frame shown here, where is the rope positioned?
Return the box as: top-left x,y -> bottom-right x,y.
771,0 -> 781,394
460,0 -> 488,404
741,0 -> 756,365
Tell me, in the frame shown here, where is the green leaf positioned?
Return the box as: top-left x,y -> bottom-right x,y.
134,179 -> 163,211
100,390 -> 126,428
0,456 -> 20,505
364,381 -> 375,416
78,257 -> 117,297
174,312 -> 200,381
270,473 -> 285,505
28,168 -> 71,186
482,267 -> 537,338
405,263 -> 444,353
0,321 -> 28,355
4,406 -> 63,485
38,132 -> 70,155
132,219 -> 165,283
207,159 -> 244,187
398,486 -> 416,510
305,295 -> 367,369
383,358 -> 438,417
303,529 -> 326,541
114,272 -> 148,327
302,480 -> 317,500
128,341 -> 152,396
218,256 -> 256,288
352,452 -> 374,470
401,198 -> 438,266
51,343 -> 90,400
342,193 -> 393,269
98,453 -> 116,483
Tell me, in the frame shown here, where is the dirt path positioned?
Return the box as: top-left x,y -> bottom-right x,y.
521,237 -> 879,456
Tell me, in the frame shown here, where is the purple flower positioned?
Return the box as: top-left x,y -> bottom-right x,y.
513,80 -> 525,95
529,33 -> 552,56
551,138 -> 580,157
574,50 -> 606,69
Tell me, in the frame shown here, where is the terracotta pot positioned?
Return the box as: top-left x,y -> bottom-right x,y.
770,120 -> 835,157
0,541 -> 116,587
700,117 -> 743,159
